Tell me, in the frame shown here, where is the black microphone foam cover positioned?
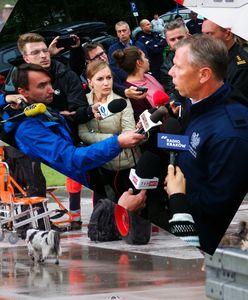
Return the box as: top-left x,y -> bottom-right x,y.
148,107 -> 157,114
150,106 -> 168,123
136,151 -> 164,179
108,98 -> 127,113
164,117 -> 181,134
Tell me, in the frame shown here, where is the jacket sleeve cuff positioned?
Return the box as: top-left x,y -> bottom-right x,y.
168,193 -> 190,214
86,106 -> 94,119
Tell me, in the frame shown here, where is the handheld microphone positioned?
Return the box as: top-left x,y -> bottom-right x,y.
129,151 -> 164,190
1,103 -> 48,123
25,103 -> 59,122
157,118 -> 189,166
98,98 -> 127,119
136,106 -> 168,134
24,103 -> 46,116
153,90 -> 170,107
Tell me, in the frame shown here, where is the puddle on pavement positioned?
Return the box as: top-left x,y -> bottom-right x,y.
0,244 -> 204,297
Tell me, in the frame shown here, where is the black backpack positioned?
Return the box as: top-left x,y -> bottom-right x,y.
88,198 -> 121,242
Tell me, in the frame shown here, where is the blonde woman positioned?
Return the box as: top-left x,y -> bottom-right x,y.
78,60 -> 140,202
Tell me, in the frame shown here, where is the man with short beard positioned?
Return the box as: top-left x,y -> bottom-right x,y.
160,20 -> 189,104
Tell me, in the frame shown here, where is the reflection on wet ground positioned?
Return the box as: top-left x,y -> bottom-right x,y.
0,189 -> 247,299
0,240 -> 205,299
5,189 -> 248,299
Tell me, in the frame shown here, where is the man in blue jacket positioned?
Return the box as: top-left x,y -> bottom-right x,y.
168,34 -> 248,255
108,21 -> 148,83
2,63 -> 145,190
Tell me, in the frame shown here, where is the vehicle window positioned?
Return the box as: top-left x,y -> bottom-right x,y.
161,15 -> 172,22
2,49 -> 17,65
4,66 -> 16,92
181,13 -> 190,20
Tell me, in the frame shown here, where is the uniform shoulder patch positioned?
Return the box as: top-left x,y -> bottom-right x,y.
236,55 -> 247,65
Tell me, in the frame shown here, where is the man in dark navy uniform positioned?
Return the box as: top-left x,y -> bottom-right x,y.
168,34 -> 248,255
137,19 -> 167,82
202,19 -> 248,106
186,11 -> 203,34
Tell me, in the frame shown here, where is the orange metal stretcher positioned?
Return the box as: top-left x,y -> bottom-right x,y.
0,145 -> 80,243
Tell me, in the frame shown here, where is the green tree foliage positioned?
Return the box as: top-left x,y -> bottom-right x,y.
1,0 -> 175,42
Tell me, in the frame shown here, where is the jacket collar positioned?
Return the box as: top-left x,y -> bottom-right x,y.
189,82 -> 231,114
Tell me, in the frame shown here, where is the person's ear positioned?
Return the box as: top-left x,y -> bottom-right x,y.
87,79 -> 93,89
22,54 -> 30,63
199,67 -> 211,84
18,87 -> 29,98
225,28 -> 234,42
136,59 -> 143,68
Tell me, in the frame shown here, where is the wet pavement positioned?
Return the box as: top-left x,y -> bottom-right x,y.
0,188 -> 247,300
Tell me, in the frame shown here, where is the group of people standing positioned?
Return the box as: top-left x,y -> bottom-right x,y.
0,11 -> 248,255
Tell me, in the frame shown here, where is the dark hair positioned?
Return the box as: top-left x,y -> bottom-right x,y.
112,46 -> 143,74
174,14 -> 183,20
12,63 -> 51,90
83,42 -> 104,60
175,34 -> 228,80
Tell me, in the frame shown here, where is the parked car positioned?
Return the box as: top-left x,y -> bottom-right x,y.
131,8 -> 205,40
90,34 -> 117,52
159,8 -> 204,25
0,42 -> 21,88
159,8 -> 192,25
32,21 -> 110,45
